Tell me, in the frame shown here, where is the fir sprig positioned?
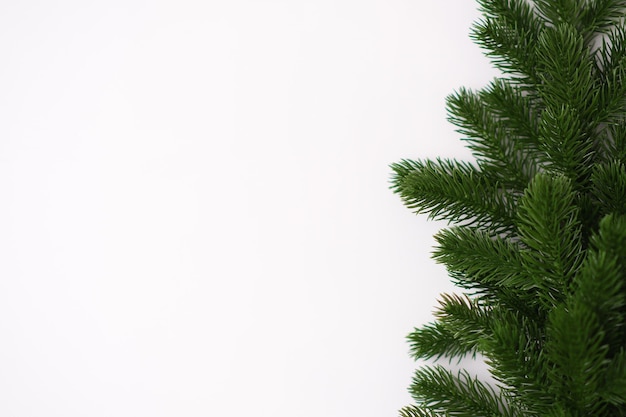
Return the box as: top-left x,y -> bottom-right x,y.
409,366 -> 520,417
390,158 -> 517,235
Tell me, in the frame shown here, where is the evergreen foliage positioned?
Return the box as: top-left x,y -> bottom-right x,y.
390,1 -> 626,415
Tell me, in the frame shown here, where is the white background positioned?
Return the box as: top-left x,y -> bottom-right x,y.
0,1 -> 499,416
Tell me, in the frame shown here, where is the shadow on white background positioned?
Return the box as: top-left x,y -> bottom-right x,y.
0,1 -> 499,416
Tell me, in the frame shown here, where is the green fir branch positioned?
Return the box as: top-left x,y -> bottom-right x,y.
472,0 -> 545,82
594,24 -> 626,74
444,268 -> 545,322
599,119 -> 626,163
389,158 -> 517,235
592,28 -> 626,127
591,160 -> 626,216
535,22 -> 598,115
432,227 -> 531,290
407,322 -> 478,362
533,0 -> 586,30
446,84 -> 539,189
516,173 -> 583,306
601,348 -> 626,407
474,78 -> 544,177
484,309 -> 550,416
399,405 -> 442,417
433,293 -> 491,357
581,0 -> 626,35
409,365 -> 520,417
572,246 -> 625,353
537,104 -> 595,181
544,301 -> 608,415
431,227 -> 550,316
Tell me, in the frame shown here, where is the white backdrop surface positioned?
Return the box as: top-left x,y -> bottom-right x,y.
0,1 -> 499,416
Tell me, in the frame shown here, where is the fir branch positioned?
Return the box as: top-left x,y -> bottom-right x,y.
516,173 -> 583,306
533,23 -> 599,181
599,119 -> 626,162
432,227 -> 532,291
591,213 -> 626,267
389,158 -> 517,235
593,26 -> 626,127
445,268 -> 545,323
534,215 -> 626,414
594,23 -> 626,76
446,84 -> 538,189
407,322 -> 478,362
399,405 -> 442,417
535,23 -> 597,116
532,0 -> 626,42
484,309 -> 550,416
472,0 -> 545,82
601,348 -> 626,407
409,365 -> 519,417
588,214 -> 626,348
432,293 -> 491,359
476,79 -> 543,177
537,104 -> 595,181
431,227 -> 551,316
573,247 -> 626,353
591,160 -> 626,216
544,302 -> 608,415
594,57 -> 626,127
533,0 -> 585,30
581,0 -> 626,35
